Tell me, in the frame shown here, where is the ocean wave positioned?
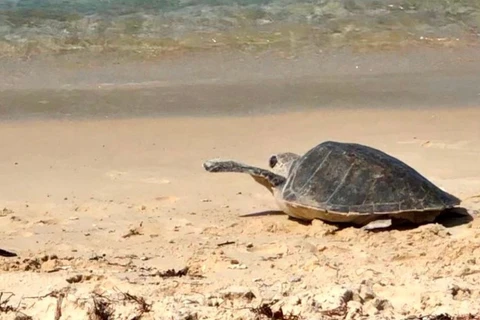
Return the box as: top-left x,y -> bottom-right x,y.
0,0 -> 479,57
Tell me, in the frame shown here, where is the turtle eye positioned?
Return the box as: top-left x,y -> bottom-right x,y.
269,155 -> 278,168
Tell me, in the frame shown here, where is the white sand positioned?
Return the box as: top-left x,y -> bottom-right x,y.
0,107 -> 479,319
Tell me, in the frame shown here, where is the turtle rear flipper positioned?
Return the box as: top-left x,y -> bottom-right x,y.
203,159 -> 286,193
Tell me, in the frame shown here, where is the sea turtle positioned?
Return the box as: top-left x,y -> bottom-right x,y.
203,141 -> 462,230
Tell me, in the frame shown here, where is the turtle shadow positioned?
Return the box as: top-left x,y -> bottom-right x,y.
359,207 -> 474,233
239,210 -> 286,218
240,207 -> 474,231
433,207 -> 474,228
239,210 -> 313,226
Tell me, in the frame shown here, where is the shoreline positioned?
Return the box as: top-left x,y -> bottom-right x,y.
1,45 -> 480,121
0,104 -> 479,124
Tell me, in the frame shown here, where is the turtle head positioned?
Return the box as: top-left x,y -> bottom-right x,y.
268,152 -> 300,177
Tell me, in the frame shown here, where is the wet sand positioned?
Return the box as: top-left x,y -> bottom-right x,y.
0,48 -> 480,319
1,46 -> 480,120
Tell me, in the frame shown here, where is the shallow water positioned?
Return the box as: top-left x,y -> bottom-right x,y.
1,0 -> 480,57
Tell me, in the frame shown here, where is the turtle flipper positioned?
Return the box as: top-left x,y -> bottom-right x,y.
203,159 -> 286,192
361,219 -> 392,230
0,248 -> 17,257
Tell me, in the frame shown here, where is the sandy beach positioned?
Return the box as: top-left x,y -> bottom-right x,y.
0,106 -> 479,319
0,46 -> 480,319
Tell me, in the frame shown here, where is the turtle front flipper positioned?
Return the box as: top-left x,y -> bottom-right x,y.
203,159 -> 286,193
0,248 -> 17,257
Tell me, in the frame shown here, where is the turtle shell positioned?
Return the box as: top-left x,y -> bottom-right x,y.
281,141 -> 460,215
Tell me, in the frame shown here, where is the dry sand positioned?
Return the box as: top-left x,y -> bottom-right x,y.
0,107 -> 479,319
